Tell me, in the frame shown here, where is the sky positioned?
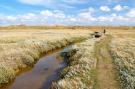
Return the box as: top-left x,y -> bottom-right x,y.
0,0 -> 135,26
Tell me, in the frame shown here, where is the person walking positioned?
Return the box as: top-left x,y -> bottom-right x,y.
103,29 -> 106,34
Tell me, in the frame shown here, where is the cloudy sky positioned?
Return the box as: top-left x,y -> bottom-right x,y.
0,0 -> 135,26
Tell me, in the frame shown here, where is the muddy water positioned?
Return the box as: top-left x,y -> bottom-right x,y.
3,49 -> 68,89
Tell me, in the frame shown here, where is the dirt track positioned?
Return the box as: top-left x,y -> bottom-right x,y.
95,35 -> 120,89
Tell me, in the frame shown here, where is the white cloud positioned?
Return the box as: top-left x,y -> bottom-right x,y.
126,9 -> 135,17
77,9 -> 96,21
6,16 -> 17,21
98,16 -> 113,22
53,10 -> 66,18
40,10 -> 66,19
20,13 -> 37,21
69,17 -> 77,22
0,15 -> 17,22
113,5 -> 123,11
0,8 -> 135,26
113,5 -> 129,11
78,11 -> 92,19
100,6 -> 110,12
97,13 -> 130,22
117,16 -> 129,21
111,13 -> 117,17
40,10 -> 53,17
0,9 -> 67,25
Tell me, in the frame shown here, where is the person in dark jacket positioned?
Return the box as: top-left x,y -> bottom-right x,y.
103,29 -> 106,34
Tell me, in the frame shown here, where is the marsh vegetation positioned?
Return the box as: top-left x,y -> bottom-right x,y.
0,27 -> 135,89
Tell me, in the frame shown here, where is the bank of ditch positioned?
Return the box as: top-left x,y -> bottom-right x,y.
0,36 -> 88,88
50,38 -> 99,89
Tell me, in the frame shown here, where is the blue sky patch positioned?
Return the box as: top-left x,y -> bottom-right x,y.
0,0 -> 134,26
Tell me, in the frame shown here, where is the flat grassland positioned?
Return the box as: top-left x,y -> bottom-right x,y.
0,27 -> 135,89
109,30 -> 135,89
0,29 -> 91,87
51,28 -> 135,89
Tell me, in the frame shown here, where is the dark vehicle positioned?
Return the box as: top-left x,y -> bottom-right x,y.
94,32 -> 102,38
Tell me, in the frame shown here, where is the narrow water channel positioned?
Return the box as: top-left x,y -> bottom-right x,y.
2,47 -> 68,89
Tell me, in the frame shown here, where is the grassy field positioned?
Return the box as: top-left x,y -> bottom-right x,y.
109,30 -> 135,89
0,27 -> 135,89
51,28 -> 135,89
0,25 -> 135,30
0,29 -> 92,87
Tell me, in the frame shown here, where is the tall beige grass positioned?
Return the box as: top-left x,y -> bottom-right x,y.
0,29 -> 92,87
110,35 -> 135,89
51,38 -> 98,89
